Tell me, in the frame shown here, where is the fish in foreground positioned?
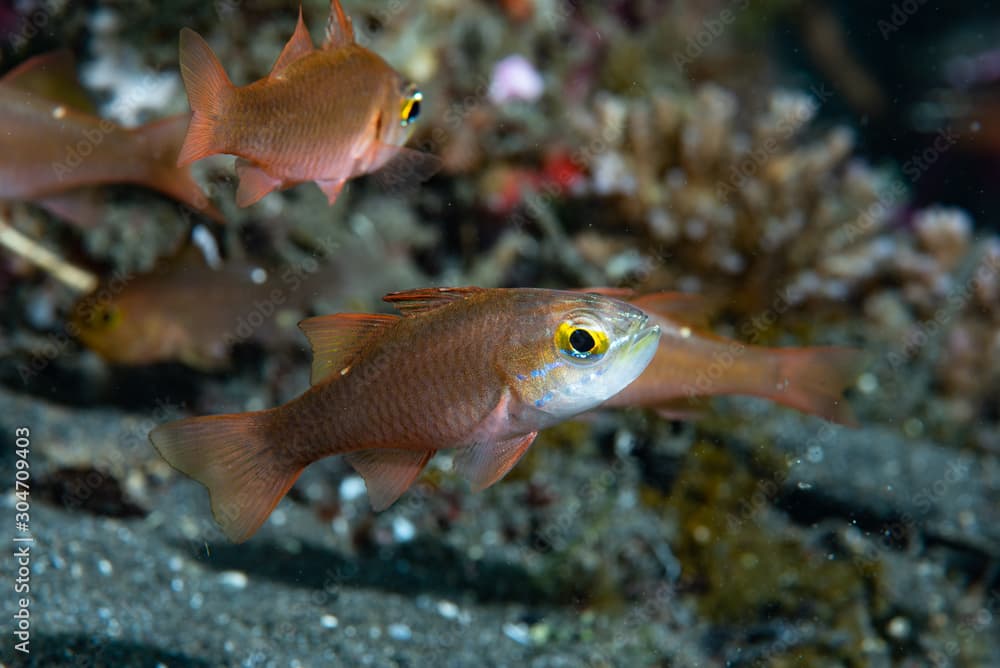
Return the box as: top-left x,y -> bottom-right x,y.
602,291 -> 863,425
150,287 -> 660,542
0,51 -> 221,226
177,0 -> 438,207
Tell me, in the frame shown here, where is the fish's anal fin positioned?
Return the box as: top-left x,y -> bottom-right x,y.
454,431 -> 538,492
383,287 -> 486,317
631,291 -> 715,329
235,160 -> 283,207
346,449 -> 434,511
324,0 -> 355,50
1,50 -> 95,113
315,177 -> 346,205
298,313 -> 398,385
271,6 -> 314,77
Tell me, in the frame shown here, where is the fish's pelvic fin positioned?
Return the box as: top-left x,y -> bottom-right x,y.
454,432 -> 538,491
346,449 -> 434,511
133,114 -> 224,222
149,410 -> 302,543
370,145 -> 442,194
298,313 -> 399,384
235,160 -> 283,207
315,177 -> 347,205
271,6 -> 314,77
177,28 -> 232,167
324,0 -> 355,49
383,286 -> 486,317
770,346 -> 864,427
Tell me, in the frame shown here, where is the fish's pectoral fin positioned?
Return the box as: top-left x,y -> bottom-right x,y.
235,160 -> 283,207
0,50 -> 96,113
324,0 -> 355,49
346,449 -> 434,511
382,287 -> 487,316
298,313 -> 399,384
271,6 -> 314,77
315,178 -> 347,205
454,432 -> 538,492
370,145 -> 442,195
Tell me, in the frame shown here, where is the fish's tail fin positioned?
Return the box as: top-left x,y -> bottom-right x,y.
177,27 -> 233,167
130,114 -> 224,222
149,410 -> 303,542
768,347 -> 864,426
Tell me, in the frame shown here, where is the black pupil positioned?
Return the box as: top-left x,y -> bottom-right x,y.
569,329 -> 595,353
407,98 -> 420,121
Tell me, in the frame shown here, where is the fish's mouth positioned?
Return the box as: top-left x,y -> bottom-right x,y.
629,323 -> 661,352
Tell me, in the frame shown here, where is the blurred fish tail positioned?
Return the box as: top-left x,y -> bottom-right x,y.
177,27 -> 233,167
149,410 -> 302,543
770,347 -> 863,426
131,114 -> 223,221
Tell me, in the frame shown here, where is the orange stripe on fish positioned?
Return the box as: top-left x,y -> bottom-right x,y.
176,0 -> 438,207
150,287 -> 661,542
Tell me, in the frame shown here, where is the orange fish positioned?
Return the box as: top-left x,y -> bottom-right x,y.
602,292 -> 863,425
177,0 -> 437,207
150,287 -> 661,541
70,238 -> 427,369
0,50 -> 221,226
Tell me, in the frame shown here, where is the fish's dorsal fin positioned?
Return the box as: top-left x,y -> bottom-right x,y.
345,449 -> 434,511
324,0 -> 355,49
382,287 -> 486,317
298,313 -> 398,384
271,7 -> 314,77
1,50 -> 95,113
631,291 -> 714,329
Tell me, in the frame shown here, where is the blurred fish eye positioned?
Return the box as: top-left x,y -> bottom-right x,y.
88,304 -> 121,329
554,321 -> 609,361
400,90 -> 422,127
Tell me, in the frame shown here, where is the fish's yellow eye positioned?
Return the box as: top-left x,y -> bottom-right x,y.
400,90 -> 422,127
86,305 -> 122,330
555,321 -> 609,359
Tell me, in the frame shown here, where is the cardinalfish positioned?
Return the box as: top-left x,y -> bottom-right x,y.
177,0 -> 438,207
71,247 -> 296,370
71,239 -> 427,370
602,291 -> 863,425
150,287 -> 661,542
0,51 -> 221,227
